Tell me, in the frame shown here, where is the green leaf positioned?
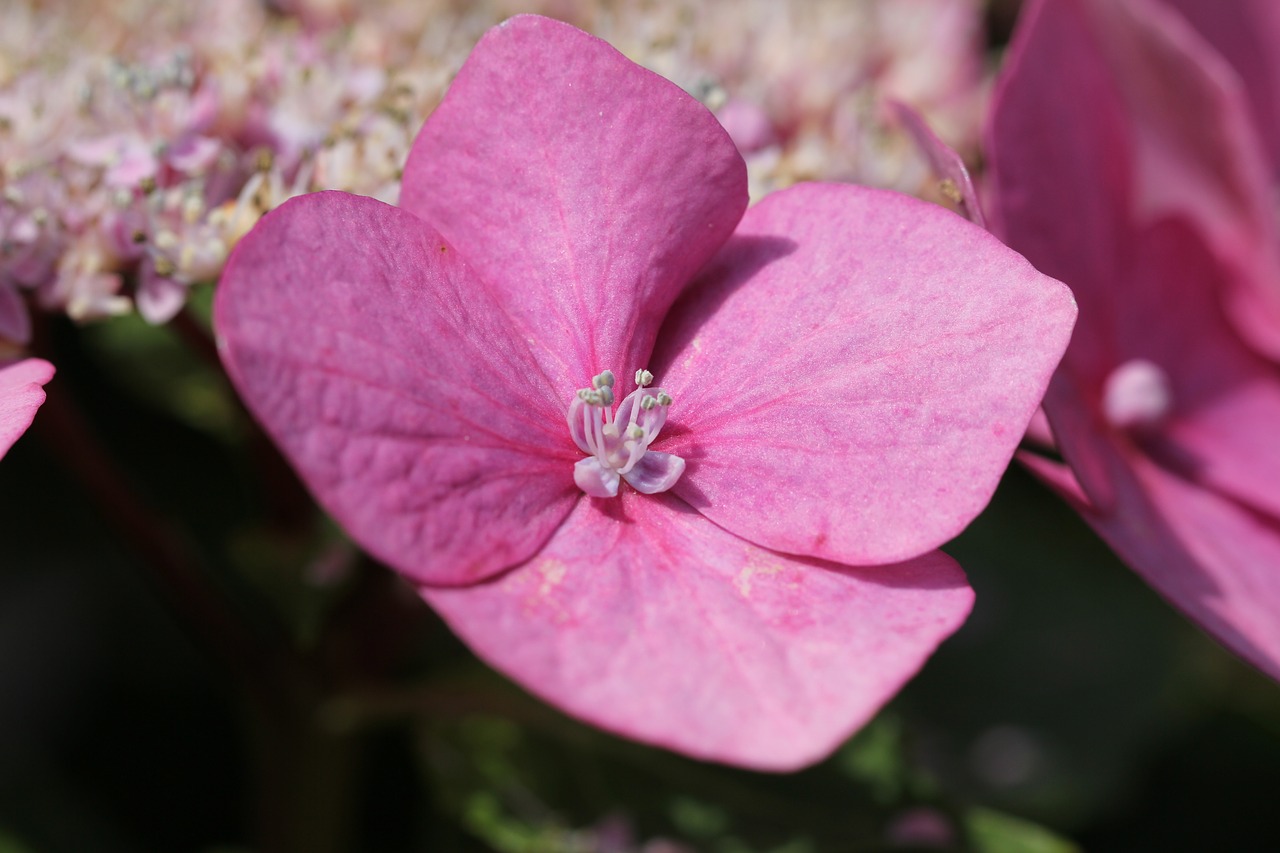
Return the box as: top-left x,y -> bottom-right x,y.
967,807 -> 1080,853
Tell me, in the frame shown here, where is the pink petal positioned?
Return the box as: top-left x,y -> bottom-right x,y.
0,284 -> 31,344
399,15 -> 748,392
0,358 -> 54,459
135,267 -> 188,325
214,191 -> 582,586
1116,221 -> 1280,520
992,0 -> 1280,679
423,492 -> 973,770
890,100 -> 986,228
1022,444 -> 1280,682
1158,0 -> 1280,177
165,134 -> 223,175
990,0 -> 1280,361
651,183 -> 1076,565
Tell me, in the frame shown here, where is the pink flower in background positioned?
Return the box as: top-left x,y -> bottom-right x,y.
989,0 -> 1280,679
216,16 -> 1074,768
0,359 -> 53,460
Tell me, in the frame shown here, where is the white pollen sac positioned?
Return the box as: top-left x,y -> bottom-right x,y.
1103,358 -> 1173,429
566,368 -> 685,497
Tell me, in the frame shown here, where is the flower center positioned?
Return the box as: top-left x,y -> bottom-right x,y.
567,368 -> 686,498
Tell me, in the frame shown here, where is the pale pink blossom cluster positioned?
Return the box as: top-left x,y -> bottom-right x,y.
0,0 -> 986,346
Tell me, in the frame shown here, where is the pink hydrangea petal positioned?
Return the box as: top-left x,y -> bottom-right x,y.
135,267 -> 188,325
0,358 -> 54,459
422,492 -> 973,770
0,284 -> 31,344
1111,220 -> 1280,520
166,134 -> 222,175
651,183 -> 1075,565
890,100 -> 986,228
991,0 -> 1280,361
1022,444 -> 1280,682
400,15 -> 747,392
214,191 -> 581,586
993,0 -> 1280,679
1158,0 -> 1280,177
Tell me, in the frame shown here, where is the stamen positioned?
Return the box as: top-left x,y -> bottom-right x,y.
565,367 -> 685,498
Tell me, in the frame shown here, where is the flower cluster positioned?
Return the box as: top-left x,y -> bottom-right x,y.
0,0 -> 986,343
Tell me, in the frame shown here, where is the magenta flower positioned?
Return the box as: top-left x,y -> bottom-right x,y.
0,358 -> 53,461
989,0 -> 1280,679
215,16 -> 1074,768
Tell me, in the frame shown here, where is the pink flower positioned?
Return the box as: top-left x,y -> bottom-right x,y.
215,16 -> 1074,768
0,358 -> 53,460
988,0 -> 1280,679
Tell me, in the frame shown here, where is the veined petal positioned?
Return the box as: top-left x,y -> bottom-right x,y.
422,493 -> 973,771
652,183 -> 1075,565
0,358 -> 53,459
214,191 -> 580,586
400,15 -> 748,392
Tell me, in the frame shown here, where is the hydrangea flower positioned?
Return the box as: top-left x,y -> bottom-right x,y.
0,358 -> 53,460
216,16 -> 1074,768
988,0 -> 1280,679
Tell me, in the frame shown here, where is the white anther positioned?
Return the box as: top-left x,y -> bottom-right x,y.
641,396 -> 658,411
657,392 -> 672,407
635,369 -> 653,387
593,370 -> 615,389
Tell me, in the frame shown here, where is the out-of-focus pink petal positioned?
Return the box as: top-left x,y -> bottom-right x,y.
423,493 -> 973,770
651,183 -> 1075,565
166,134 -> 222,175
400,15 -> 747,392
890,100 -> 986,228
135,268 -> 188,325
214,191 -> 581,586
993,0 -> 1280,678
1023,408 -> 1056,451
1115,221 -> 1280,521
716,98 -> 778,156
1023,436 -> 1280,682
0,284 -> 30,344
0,358 -> 53,459
1158,0 -> 1280,178
992,0 -> 1280,361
